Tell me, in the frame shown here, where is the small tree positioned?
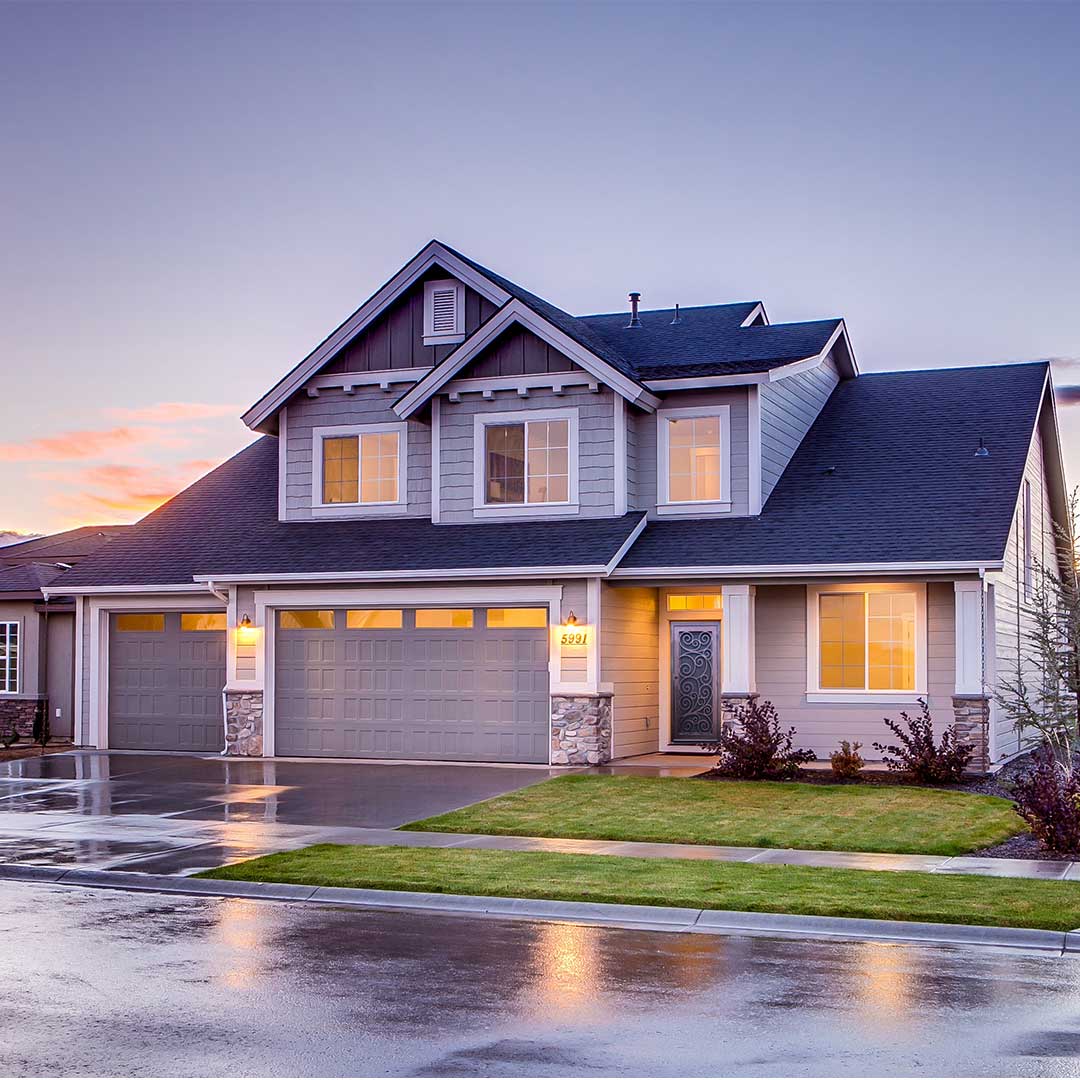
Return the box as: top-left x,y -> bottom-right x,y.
997,489 -> 1080,768
701,698 -> 815,780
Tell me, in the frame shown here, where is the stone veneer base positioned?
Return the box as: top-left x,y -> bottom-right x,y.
0,698 -> 44,738
952,695 -> 991,776
225,690 -> 264,757
551,693 -> 613,766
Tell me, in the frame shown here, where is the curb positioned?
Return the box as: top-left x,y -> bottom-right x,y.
1,863 -> 1075,954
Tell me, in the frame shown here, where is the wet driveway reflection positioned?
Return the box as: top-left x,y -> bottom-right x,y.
4,879 -> 1080,1077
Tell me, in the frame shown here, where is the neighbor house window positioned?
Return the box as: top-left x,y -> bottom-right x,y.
476,410 -> 576,509
0,622 -> 18,694
423,279 -> 465,344
315,424 -> 406,508
279,610 -> 335,630
815,589 -> 919,692
415,609 -> 474,629
657,406 -> 731,511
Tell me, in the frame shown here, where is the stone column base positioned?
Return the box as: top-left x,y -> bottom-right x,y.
0,698 -> 45,739
719,693 -> 758,734
225,690 -> 264,756
551,693 -> 613,765
952,695 -> 990,775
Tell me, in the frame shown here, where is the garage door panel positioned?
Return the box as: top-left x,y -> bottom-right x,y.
108,612 -> 224,752
275,608 -> 549,762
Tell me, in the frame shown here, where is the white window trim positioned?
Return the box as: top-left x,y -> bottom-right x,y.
310,422 -> 408,517
472,407 -> 579,518
423,279 -> 465,346
805,582 -> 927,703
656,404 -> 732,516
0,620 -> 19,695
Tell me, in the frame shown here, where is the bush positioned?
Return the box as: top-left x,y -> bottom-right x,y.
829,740 -> 865,780
701,698 -> 816,780
1011,743 -> 1080,854
872,699 -> 973,783
0,724 -> 18,749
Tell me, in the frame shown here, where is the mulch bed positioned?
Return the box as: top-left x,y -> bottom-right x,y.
0,742 -> 74,763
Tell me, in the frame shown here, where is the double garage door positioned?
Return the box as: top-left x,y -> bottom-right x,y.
274,606 -> 550,762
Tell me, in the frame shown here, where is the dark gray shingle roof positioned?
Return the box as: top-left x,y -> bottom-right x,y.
0,562 -> 67,595
621,361 -> 1049,569
55,438 -> 647,587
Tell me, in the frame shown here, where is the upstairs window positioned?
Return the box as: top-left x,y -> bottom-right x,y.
423,279 -> 465,345
0,622 -> 18,694
657,405 -> 731,512
314,424 -> 406,510
475,409 -> 577,510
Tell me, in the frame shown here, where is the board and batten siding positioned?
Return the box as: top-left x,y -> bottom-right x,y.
758,351 -> 841,505
992,424 -> 1056,761
282,386 -> 431,520
438,384 -> 617,523
322,276 -> 497,374
601,584 -> 659,758
629,387 -> 751,516
754,582 -> 956,759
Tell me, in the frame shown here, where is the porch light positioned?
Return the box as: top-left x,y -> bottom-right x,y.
235,614 -> 259,646
564,611 -> 578,626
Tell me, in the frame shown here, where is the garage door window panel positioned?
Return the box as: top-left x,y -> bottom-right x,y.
486,608 -> 548,628
280,610 -> 335,630
415,609 -> 474,629
181,613 -> 227,632
116,613 -> 165,633
347,609 -> 404,630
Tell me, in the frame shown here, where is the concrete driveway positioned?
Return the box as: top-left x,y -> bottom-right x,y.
0,751 -> 557,876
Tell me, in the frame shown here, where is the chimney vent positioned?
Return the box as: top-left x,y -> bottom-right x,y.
671,303 -> 680,325
627,292 -> 642,328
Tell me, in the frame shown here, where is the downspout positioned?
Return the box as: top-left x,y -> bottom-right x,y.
206,580 -> 230,756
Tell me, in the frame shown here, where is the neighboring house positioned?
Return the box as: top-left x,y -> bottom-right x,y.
52,242 -> 1070,772
0,526 -> 128,739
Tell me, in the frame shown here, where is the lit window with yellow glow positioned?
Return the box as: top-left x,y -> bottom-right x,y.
819,592 -> 916,691
667,416 -> 721,502
115,613 -> 165,633
322,431 -> 399,505
347,609 -> 403,630
415,609 -> 473,629
667,594 -> 723,612
279,610 -> 335,630
486,607 -> 548,628
181,613 -> 227,632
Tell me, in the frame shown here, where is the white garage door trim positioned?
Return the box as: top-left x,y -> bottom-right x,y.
254,586 -> 564,758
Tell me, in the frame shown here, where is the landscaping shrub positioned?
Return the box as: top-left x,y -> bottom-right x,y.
872,699 -> 973,783
701,698 -> 815,780
829,740 -> 865,780
0,724 -> 18,749
1011,743 -> 1080,854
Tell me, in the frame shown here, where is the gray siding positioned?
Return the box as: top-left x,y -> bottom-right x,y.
283,386 -> 431,520
754,582 -> 956,759
993,425 -> 1056,761
468,324 -> 577,378
602,584 -> 659,758
323,276 -> 496,374
46,612 -> 75,737
629,387 -> 751,517
758,350 -> 841,505
438,385 -> 616,523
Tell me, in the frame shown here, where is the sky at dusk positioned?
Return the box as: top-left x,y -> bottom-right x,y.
1,0 -> 1077,536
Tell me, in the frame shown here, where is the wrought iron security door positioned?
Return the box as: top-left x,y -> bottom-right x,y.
671,622 -> 721,743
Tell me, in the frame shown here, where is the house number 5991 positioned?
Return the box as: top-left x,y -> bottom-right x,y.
559,630 -> 589,647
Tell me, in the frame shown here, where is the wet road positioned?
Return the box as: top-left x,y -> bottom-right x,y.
5,880 -> 1080,1077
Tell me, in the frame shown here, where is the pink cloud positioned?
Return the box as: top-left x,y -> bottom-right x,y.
0,427 -> 143,462
107,401 -> 243,423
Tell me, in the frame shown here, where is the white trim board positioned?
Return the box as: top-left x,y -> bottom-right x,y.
242,241 -> 511,433
610,561 -> 1000,579
394,299 -> 660,419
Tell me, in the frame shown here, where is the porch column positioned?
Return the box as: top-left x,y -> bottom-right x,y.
720,584 -> 756,696
953,579 -> 990,774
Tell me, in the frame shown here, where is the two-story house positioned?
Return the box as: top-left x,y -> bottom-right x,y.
51,241 -> 1070,773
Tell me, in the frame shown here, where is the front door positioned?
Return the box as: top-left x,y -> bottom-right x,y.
670,622 -> 721,743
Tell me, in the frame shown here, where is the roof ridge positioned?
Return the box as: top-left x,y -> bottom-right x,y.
858,359 -> 1051,378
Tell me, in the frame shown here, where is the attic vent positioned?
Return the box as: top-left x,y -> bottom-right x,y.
423,279 -> 465,344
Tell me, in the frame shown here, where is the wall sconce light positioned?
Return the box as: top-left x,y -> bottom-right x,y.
236,614 -> 259,646
564,611 -> 578,626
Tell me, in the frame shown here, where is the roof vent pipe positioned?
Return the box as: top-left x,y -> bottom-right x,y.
671,303 -> 680,325
627,292 -> 642,328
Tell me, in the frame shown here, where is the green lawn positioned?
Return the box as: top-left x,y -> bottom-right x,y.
401,774 -> 1023,857
198,844 -> 1080,932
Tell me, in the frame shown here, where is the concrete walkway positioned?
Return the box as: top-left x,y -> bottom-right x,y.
273,826 -> 1079,881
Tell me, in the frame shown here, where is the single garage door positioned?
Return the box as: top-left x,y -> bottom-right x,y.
108,611 -> 226,752
274,606 -> 550,762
